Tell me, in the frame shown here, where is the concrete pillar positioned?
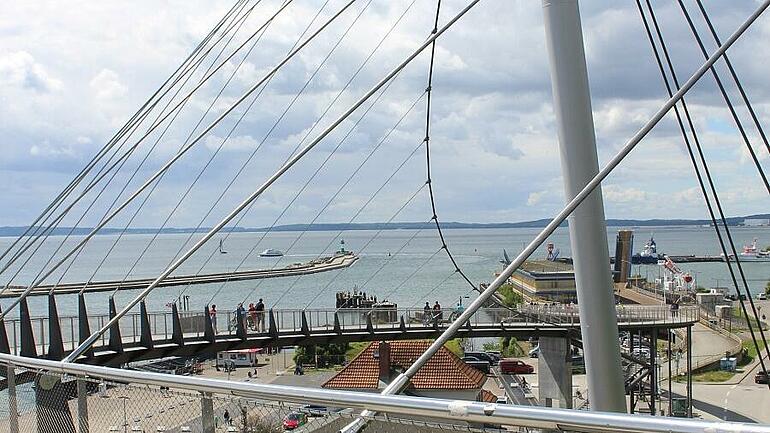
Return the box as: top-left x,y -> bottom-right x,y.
201,392 -> 215,433
542,0 -> 626,413
7,364 -> 19,433
537,336 -> 573,409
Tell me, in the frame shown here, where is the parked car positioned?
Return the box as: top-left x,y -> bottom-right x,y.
495,395 -> 509,404
756,371 -> 769,385
499,359 -> 534,374
758,293 -> 767,301
528,346 -> 540,358
462,356 -> 491,374
299,404 -> 328,417
283,411 -> 307,430
465,352 -> 498,365
485,351 -> 502,362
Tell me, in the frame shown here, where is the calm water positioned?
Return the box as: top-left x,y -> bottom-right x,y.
0,226 -> 767,318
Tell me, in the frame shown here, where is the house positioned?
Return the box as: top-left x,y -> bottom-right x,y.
322,340 -> 495,402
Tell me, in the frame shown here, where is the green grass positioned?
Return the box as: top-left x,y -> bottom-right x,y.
675,370 -> 736,383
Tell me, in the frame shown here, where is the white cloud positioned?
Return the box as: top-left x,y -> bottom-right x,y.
602,185 -> 649,203
205,134 -> 259,152
0,50 -> 61,92
89,69 -> 127,101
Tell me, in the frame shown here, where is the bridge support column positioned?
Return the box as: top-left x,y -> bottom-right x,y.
204,305 -> 216,343
78,294 -> 94,358
537,336 -> 572,409
171,303 -> 184,346
0,307 -> 11,354
7,364 -> 19,433
201,392 -> 215,433
19,298 -> 37,358
77,378 -> 89,433
333,313 -> 341,334
542,0 -> 625,412
300,311 -> 310,337
107,297 -> 123,354
139,301 -> 154,349
47,295 -> 65,360
268,310 -> 278,338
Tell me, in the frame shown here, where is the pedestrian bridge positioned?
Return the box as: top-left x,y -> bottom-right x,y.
1,298 -> 698,366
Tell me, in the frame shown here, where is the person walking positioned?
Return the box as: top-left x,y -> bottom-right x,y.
255,298 -> 265,332
210,304 -> 218,334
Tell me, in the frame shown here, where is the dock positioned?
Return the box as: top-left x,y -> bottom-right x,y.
1,252 -> 358,298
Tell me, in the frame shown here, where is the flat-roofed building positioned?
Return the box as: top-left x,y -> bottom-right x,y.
509,260 -> 577,302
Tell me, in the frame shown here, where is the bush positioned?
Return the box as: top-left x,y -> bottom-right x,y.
499,336 -> 525,357
498,283 -> 524,307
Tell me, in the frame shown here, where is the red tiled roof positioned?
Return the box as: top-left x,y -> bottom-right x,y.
478,389 -> 499,403
322,340 -> 486,390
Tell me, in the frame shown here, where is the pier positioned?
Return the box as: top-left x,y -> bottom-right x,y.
1,252 -> 358,298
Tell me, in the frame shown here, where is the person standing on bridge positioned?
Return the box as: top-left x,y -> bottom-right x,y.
255,298 -> 265,332
210,304 -> 218,334
423,302 -> 431,326
248,303 -> 257,330
433,301 -> 442,324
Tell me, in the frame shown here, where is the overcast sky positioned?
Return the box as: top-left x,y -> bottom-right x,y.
1,0 -> 769,229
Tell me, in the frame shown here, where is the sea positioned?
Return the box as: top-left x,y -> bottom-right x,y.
0,225 -> 767,318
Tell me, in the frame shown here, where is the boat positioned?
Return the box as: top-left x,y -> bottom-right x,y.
631,235 -> 661,264
219,239 -> 227,254
737,238 -> 770,262
259,248 -> 284,257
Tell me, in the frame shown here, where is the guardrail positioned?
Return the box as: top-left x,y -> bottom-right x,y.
0,352 -> 765,433
1,304 -> 698,357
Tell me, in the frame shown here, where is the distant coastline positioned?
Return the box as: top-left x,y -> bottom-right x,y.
0,214 -> 767,237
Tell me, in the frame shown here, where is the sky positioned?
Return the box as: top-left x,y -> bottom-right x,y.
1,0 -> 769,229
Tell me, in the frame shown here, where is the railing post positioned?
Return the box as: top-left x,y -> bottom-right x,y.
201,392 -> 215,433
171,303 -> 184,346
77,377 -> 89,433
77,293 -> 94,358
139,301 -> 154,349
7,363 -> 19,433
203,305 -> 215,343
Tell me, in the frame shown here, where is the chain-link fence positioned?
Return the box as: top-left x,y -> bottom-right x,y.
0,362 -> 517,433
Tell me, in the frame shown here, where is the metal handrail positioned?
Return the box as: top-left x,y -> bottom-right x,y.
0,352 -> 765,433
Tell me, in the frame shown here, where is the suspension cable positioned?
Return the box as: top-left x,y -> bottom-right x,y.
0,0 -> 258,283
0,0 -> 248,269
422,0 -> 479,293
0,1 -> 256,295
694,0 -> 770,157
0,0 -> 354,321
64,0 -> 482,362
637,0 -> 769,385
674,0 -> 769,193
107,1 -> 288,298
171,0 -> 415,303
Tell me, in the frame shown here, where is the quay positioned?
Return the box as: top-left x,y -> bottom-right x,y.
1,252 -> 358,298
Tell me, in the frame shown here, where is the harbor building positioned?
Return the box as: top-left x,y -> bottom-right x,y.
508,260 -> 577,303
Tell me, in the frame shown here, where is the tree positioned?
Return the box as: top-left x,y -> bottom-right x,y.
498,283 -> 524,307
294,343 -> 349,368
765,280 -> 770,296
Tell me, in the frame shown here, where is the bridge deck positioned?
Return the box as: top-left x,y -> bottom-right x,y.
1,305 -> 698,366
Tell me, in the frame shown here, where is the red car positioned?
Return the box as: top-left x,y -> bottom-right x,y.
499,359 -> 534,374
282,411 -> 307,430
756,371 -> 769,385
